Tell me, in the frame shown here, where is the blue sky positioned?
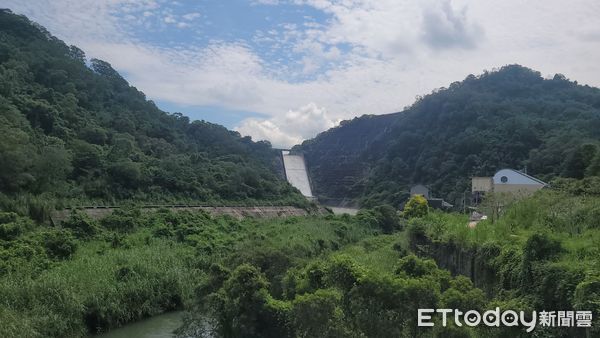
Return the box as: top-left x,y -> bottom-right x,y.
116,1 -> 333,81
155,100 -> 267,127
4,0 -> 600,147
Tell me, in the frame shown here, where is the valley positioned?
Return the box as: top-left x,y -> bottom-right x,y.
0,9 -> 599,338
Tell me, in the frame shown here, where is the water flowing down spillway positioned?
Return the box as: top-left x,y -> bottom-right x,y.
281,150 -> 314,198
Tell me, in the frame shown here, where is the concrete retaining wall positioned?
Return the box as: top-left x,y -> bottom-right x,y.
52,205 -> 327,224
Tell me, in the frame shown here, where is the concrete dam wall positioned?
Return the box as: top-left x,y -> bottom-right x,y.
281,150 -> 314,198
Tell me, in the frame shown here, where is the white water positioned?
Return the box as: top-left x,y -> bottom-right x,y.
282,151 -> 313,198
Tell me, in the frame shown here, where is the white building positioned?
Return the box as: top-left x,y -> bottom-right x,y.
472,169 -> 547,197
492,169 -> 547,195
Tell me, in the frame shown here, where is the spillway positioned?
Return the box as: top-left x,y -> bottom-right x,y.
282,150 -> 314,198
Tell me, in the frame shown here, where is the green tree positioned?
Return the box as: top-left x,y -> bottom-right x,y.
402,195 -> 429,219
32,142 -> 72,193
440,276 -> 486,311
372,204 -> 401,233
61,211 -> 100,239
563,144 -> 597,179
41,229 -> 77,259
108,161 -> 142,188
0,9 -> 304,208
291,289 -> 348,338
395,254 -> 438,278
214,264 -> 272,337
71,140 -> 103,177
574,277 -> 600,336
586,152 -> 600,177
522,233 -> 563,263
325,255 -> 365,291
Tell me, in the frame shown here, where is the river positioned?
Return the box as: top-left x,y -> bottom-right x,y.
328,206 -> 359,215
94,311 -> 184,338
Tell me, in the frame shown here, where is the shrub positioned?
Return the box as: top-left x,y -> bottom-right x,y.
61,211 -> 101,238
574,276 -> 600,334
41,229 -> 77,259
355,209 -> 379,228
395,254 -> 438,278
215,264 -> 272,337
305,261 -> 327,291
373,204 -> 401,233
522,233 -> 563,263
407,221 -> 429,251
99,209 -> 140,232
325,255 -> 365,290
196,263 -> 231,300
152,225 -> 173,238
0,212 -> 18,224
0,214 -> 32,241
291,289 -> 344,338
441,276 -> 486,311
402,195 -> 429,219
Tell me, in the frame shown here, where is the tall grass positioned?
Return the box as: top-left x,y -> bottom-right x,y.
0,231 -> 197,337
0,210 -> 373,337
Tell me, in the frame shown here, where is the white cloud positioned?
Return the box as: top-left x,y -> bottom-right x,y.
182,12 -> 200,20
235,119 -> 298,149
421,0 -> 483,49
4,0 -> 600,147
252,0 -> 280,5
236,103 -> 337,148
163,15 -> 176,24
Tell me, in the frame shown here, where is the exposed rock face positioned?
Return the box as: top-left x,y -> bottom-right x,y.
428,241 -> 498,294
411,234 -> 499,295
297,113 -> 398,204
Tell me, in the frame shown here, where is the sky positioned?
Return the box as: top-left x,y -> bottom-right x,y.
3,0 -> 600,148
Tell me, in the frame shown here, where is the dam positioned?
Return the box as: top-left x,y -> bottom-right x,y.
281,150 -> 314,199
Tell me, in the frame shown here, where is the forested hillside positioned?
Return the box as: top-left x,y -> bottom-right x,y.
0,9 -> 304,220
297,65 -> 600,207
1,9 -> 600,338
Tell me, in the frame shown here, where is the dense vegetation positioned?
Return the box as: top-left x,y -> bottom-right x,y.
297,65 -> 600,207
170,186 -> 599,338
0,207 -> 204,336
0,9 -> 305,222
4,184 -> 594,337
0,207 -> 373,336
2,8 -> 600,338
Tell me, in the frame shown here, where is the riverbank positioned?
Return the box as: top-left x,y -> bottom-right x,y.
2,188 -> 599,337
93,311 -> 184,338
0,208 -> 368,337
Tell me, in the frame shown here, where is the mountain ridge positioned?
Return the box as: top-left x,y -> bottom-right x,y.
297,65 -> 600,207
0,9 -> 306,220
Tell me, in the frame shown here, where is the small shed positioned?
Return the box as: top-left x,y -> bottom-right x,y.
427,198 -> 453,210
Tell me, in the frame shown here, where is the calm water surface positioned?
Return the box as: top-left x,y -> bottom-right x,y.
94,311 -> 184,338
328,206 -> 359,215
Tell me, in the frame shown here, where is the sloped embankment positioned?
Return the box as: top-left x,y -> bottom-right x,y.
52,205 -> 328,224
